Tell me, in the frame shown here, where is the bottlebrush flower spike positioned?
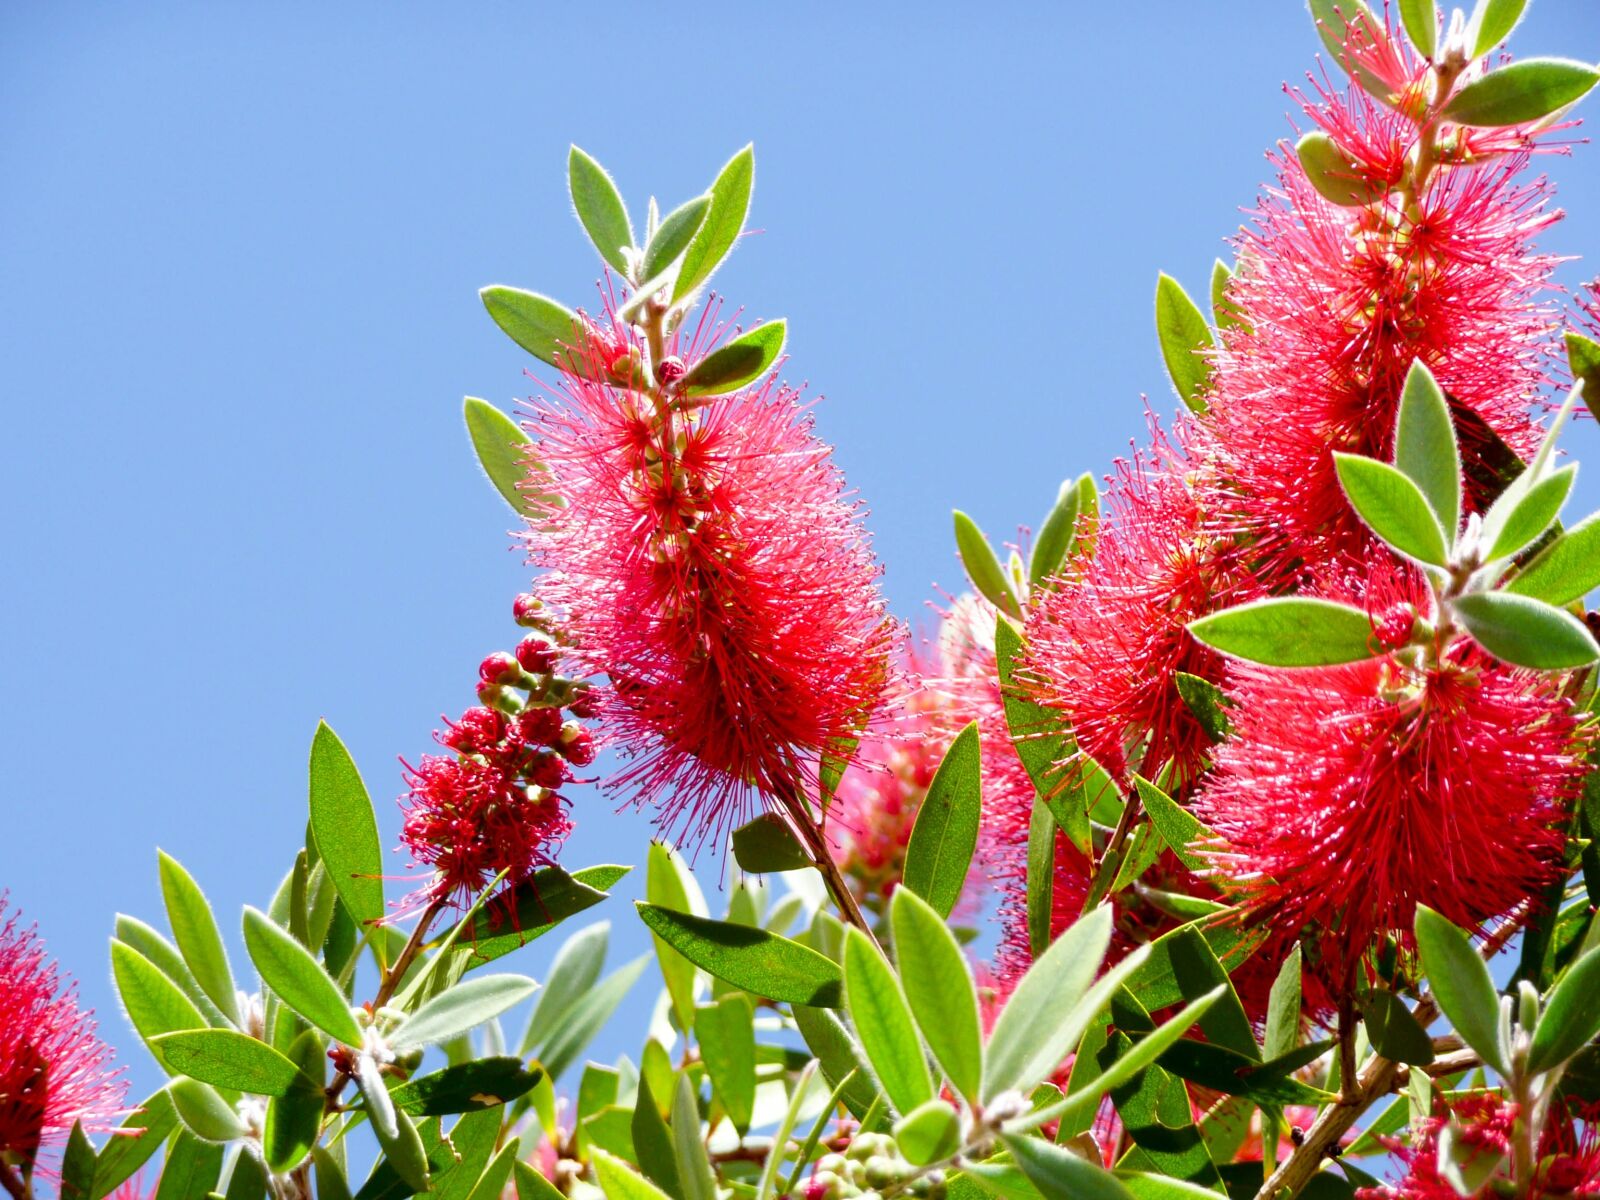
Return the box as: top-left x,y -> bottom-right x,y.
1194,645 -> 1583,982
0,900 -> 125,1169
1021,414 -> 1250,792
520,305 -> 896,847
1201,68 -> 1559,583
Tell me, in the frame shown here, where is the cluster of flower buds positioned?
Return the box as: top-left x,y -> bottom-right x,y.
396,593 -> 597,909
806,1133 -> 946,1200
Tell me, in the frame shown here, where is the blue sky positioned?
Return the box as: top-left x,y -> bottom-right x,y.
5,2 -> 1600,1105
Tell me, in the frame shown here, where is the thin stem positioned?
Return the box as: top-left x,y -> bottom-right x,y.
775,786 -> 879,948
0,1162 -> 27,1200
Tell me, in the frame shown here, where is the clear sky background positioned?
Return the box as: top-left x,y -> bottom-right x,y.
6,2 -> 1600,1106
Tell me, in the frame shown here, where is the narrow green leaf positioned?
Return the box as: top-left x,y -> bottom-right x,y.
1398,0 -> 1437,57
1451,591 -> 1600,670
568,146 -> 634,276
242,907 -> 362,1046
1133,777 -> 1212,874
1166,927 -> 1258,1060
539,956 -> 648,1081
890,888 -> 983,1105
629,1074 -> 681,1200
262,1028 -> 323,1173
1174,673 -> 1231,745
903,722 -> 983,917
1296,132 -> 1390,207
308,722 -> 386,944
114,915 -> 223,1025
1098,1013 -> 1223,1187
641,194 -> 711,282
1188,597 -> 1379,667
1529,945 -> 1600,1073
463,397 -> 556,521
639,904 -> 844,1005
1263,945 -> 1302,1062
647,842 -> 701,1031
593,1149 -> 674,1200
59,1121 -> 96,1200
1308,0 -> 1399,103
1027,801 -> 1055,959
522,921 -> 609,1056
984,907 -> 1114,1102
1333,452 -> 1450,567
994,618 -> 1092,852
1485,464 -> 1575,561
1157,1040 -> 1332,1105
953,511 -> 1022,618
152,1029 -> 303,1096
91,1089 -> 175,1199
679,320 -> 786,399
152,1132 -> 223,1200
1445,58 -> 1600,127
843,926 -> 933,1115
1469,0 -> 1527,56
672,1074 -> 718,1200
730,813 -> 810,874
1002,1133 -> 1135,1200
1360,990 -> 1435,1066
755,1061 -> 819,1200
1210,259 -> 1245,332
1394,360 -> 1461,539
392,974 -> 539,1051
1155,273 -> 1215,413
696,995 -> 756,1133
791,1006 -> 881,1121
157,852 -> 239,1027
514,1161 -> 567,1200
1566,332 -> 1600,421
894,1099 -> 961,1167
1029,479 -> 1082,587
110,941 -> 208,1058
371,1105 -> 431,1195
1415,905 -> 1508,1074
672,145 -> 754,303
169,1077 -> 248,1142
466,1142 -> 519,1200
388,1057 -> 542,1116
480,287 -> 588,369
457,864 -> 624,964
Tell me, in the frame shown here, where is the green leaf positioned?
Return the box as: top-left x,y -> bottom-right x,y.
389,1057 -> 542,1116
1333,452 -> 1450,566
984,907 -> 1113,1102
1529,945 -> 1600,1073
152,1029 -> 303,1096
568,146 -> 634,277
113,914 -> 223,1025
1296,132 -> 1390,207
242,906 -> 362,1046
641,194 -> 711,282
730,813 -> 810,874
1451,591 -> 1600,670
110,941 -> 208,1058
894,1100 -> 961,1167
1174,673 -> 1230,745
152,1132 -> 223,1200
393,974 -> 540,1051
1263,945 -> 1302,1062
890,887 -> 983,1105
1133,777 -> 1212,874
995,618 -> 1091,853
1398,0 -> 1437,57
755,1061 -> 819,1200
647,842 -> 701,1031
679,320 -> 786,399
1468,0 -> 1527,56
522,921 -> 609,1056
1156,1040 -> 1332,1105
1002,1133 -> 1135,1200
638,903 -> 842,1006
791,1005 -> 882,1121
1307,0 -> 1398,103
629,1075 -> 682,1200
1125,920 -> 1261,1014
371,1105 -> 431,1195
593,1149 -> 674,1200
954,511 -> 1022,618
514,1161 -> 567,1200
1566,332 -> 1600,420
672,1073 -> 718,1200
843,926 -> 932,1115
696,994 -> 756,1133
1210,259 -> 1245,332
539,956 -> 648,1081
1394,361 -> 1461,540
1485,464 -> 1575,561
91,1089 -> 175,1199
1166,927 -> 1258,1060
1359,989 -> 1435,1066
457,864 -> 624,964
262,1028 -> 323,1173
308,722 -> 386,944
1098,1014 -> 1223,1187
1415,905 -> 1508,1074
1446,58 -> 1600,126
1188,597 -> 1379,667
480,286 -> 588,369
1027,802 -> 1055,959
157,851 -> 239,1027
59,1122 -> 96,1200
463,397 -> 556,521
672,145 -> 754,304
169,1077 -> 248,1143
1030,479 -> 1082,587
903,721 -> 983,918
1155,273 -> 1215,414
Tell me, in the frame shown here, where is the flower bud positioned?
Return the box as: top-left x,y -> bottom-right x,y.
512,593 -> 543,626
517,707 -> 563,746
656,355 -> 687,384
443,706 -> 506,754
516,634 -> 558,675
566,687 -> 599,718
523,750 -> 569,790
478,651 -> 521,685
557,721 -> 596,765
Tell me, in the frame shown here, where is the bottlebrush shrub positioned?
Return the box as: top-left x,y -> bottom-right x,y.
16,6 -> 1600,1200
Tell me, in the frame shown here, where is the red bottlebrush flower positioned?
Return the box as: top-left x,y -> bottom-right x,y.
991,831 -> 1094,994
0,900 -> 126,1167
1201,75 -> 1558,582
520,309 -> 895,847
1021,415 -> 1250,792
399,705 -> 576,910
1194,648 -> 1583,982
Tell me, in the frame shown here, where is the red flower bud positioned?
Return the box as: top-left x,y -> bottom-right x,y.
523,750 -> 569,789
566,688 -> 599,718
512,593 -> 543,626
557,721 -> 596,766
656,355 -> 687,384
515,634 -> 558,675
478,651 -> 521,685
442,706 -> 506,754
517,707 -> 563,746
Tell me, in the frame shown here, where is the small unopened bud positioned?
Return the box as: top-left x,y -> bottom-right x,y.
512,593 -> 543,626
566,687 -> 599,718
656,355 -> 687,384
478,651 -> 521,685
608,346 -> 645,386
515,634 -> 558,675
1517,979 -> 1540,1035
557,722 -> 596,765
